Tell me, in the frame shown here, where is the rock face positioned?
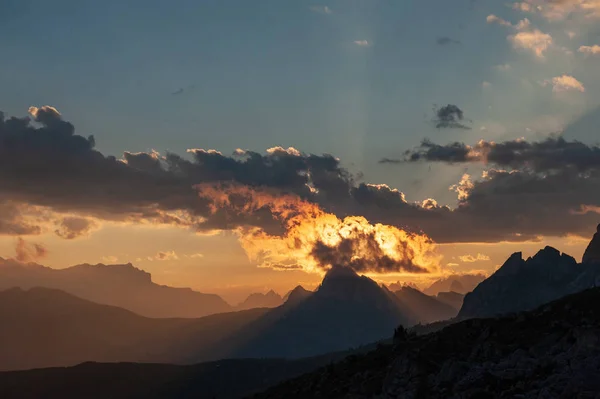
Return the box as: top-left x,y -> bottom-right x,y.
251,288 -> 600,399
582,224 -> 600,263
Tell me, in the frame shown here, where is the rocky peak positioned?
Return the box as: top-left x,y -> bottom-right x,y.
583,224 -> 600,264
493,252 -> 525,277
283,285 -> 312,306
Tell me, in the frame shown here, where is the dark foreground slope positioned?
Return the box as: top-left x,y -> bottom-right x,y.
0,347 -> 377,399
252,288 -> 600,399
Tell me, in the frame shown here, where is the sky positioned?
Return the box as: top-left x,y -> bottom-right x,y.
1,0 -> 600,303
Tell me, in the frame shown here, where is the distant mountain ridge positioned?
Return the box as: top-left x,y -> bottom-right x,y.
393,286 -> 458,324
423,273 -> 486,296
0,259 -> 232,318
459,226 -> 600,319
236,290 -> 283,310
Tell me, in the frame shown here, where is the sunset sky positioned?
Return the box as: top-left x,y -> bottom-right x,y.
1,0 -> 600,303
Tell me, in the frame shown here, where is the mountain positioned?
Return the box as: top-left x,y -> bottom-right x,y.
251,288 -> 600,398
0,287 -> 266,371
236,290 -> 283,310
435,291 -> 464,311
423,273 -> 486,296
282,285 -> 312,306
0,259 -> 231,318
386,281 -> 419,292
223,266 -> 418,359
458,243 -> 600,319
583,223 -> 600,263
393,286 -> 458,324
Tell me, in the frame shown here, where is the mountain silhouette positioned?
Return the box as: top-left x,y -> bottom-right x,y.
393,286 -> 458,324
434,290 -> 464,311
236,290 -> 283,310
223,266 -> 418,359
422,273 -> 486,296
583,223 -> 600,263
282,285 -> 312,307
459,238 -> 600,318
0,260 -> 231,318
0,287 -> 266,371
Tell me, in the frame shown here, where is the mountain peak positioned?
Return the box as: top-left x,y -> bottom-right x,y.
283,285 -> 312,306
583,223 -> 600,264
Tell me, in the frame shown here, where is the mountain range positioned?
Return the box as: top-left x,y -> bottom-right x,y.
0,264 -> 462,371
459,226 -> 600,319
236,290 -> 284,310
0,259 -> 231,318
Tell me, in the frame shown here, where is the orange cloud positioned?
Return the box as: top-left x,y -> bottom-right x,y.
15,237 -> 47,263
459,253 -> 491,263
196,183 -> 441,275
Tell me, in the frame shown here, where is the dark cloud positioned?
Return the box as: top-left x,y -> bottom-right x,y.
436,37 -> 461,45
0,202 -> 43,236
310,232 -> 429,274
54,217 -> 98,239
433,104 -> 472,130
380,139 -> 473,164
398,137 -> 600,173
1,107 -> 599,246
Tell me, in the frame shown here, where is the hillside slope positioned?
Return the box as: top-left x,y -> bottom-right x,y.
252,288 -> 600,398
0,287 -> 266,371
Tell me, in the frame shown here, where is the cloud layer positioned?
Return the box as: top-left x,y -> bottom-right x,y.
2,107 -> 600,256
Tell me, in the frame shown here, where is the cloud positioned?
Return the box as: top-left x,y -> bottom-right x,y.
512,0 -> 600,20
54,217 -> 98,239
459,253 -> 491,263
15,237 -> 47,263
482,81 -> 492,88
436,37 -> 461,45
486,14 -> 513,26
509,29 -> 553,58
3,106 -> 600,252
486,14 -> 553,58
495,63 -> 511,71
354,40 -> 370,47
398,137 -> 600,173
432,104 -> 472,130
309,5 -> 332,14
579,45 -> 600,55
155,251 -> 179,261
188,253 -> 205,259
102,255 -> 119,263
545,75 -> 585,92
